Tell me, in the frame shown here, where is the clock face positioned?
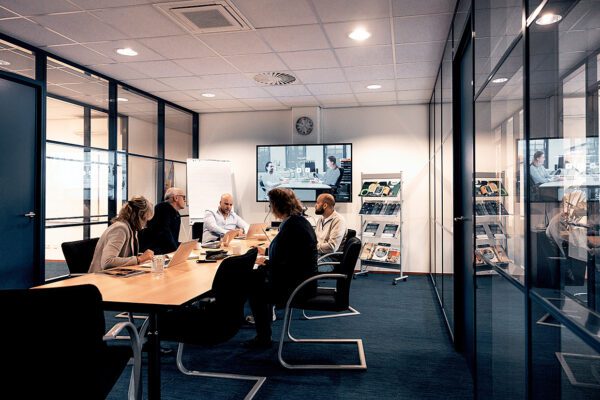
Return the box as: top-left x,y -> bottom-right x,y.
295,116 -> 314,136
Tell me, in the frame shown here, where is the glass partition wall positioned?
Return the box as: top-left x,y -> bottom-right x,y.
430,0 -> 600,398
40,56 -> 196,280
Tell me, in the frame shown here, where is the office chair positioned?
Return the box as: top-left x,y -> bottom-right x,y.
331,167 -> 344,194
61,237 -> 100,275
317,228 -> 357,266
158,248 -> 266,400
278,237 -> 367,370
1,284 -> 142,400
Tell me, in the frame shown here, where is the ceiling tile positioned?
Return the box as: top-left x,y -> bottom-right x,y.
173,57 -> 238,75
335,46 -> 393,67
188,89 -> 233,100
0,6 -> 20,18
0,0 -> 80,15
71,0 -> 152,10
264,84 -> 311,97
122,78 -> 174,92
231,0 -> 318,28
396,77 -> 436,91
279,49 -> 339,70
350,79 -> 396,93
176,100 -> 216,112
344,64 -> 395,81
395,61 -> 438,78
185,73 -> 257,89
206,99 -> 248,109
92,5 -> 185,38
241,98 -> 285,108
313,0 -> 390,23
278,96 -> 319,107
316,94 -> 358,104
126,60 -> 192,78
323,19 -> 391,48
294,68 -> 346,84
395,42 -> 445,63
85,40 -> 165,62
396,89 -> 433,101
224,87 -> 272,99
32,12 -> 129,42
259,25 -> 329,52
198,31 -> 271,55
87,63 -> 149,80
210,107 -> 254,112
225,53 -> 286,73
306,82 -> 352,95
394,14 -> 452,44
0,18 -> 74,46
159,76 -> 209,90
392,0 -> 455,17
45,44 -> 114,66
147,90 -> 196,102
138,35 -> 214,59
354,91 -> 397,102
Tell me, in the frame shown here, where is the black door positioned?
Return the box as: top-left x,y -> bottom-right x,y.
0,76 -> 42,288
453,29 -> 476,373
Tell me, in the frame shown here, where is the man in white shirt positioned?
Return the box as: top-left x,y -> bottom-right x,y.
315,193 -> 347,259
202,193 -> 250,243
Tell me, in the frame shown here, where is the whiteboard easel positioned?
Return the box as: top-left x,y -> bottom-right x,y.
187,159 -> 233,223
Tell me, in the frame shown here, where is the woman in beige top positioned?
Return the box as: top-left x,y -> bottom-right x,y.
89,196 -> 155,272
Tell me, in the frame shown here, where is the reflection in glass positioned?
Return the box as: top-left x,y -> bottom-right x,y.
118,86 -> 158,157
47,57 -> 108,111
165,106 -> 193,162
127,155 -> 158,204
0,38 -> 35,79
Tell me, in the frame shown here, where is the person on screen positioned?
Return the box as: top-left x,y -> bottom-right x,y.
259,161 -> 282,195
89,196 -> 154,272
314,193 -> 347,269
530,151 -> 553,185
322,155 -> 341,186
202,193 -> 250,243
244,188 -> 318,348
139,187 -> 185,255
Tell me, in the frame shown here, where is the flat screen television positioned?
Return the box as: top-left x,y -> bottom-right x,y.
256,143 -> 352,203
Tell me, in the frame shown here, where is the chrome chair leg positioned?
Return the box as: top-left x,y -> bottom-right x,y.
301,306 -> 360,320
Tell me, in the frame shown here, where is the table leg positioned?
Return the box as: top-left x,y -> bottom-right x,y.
148,312 -> 161,400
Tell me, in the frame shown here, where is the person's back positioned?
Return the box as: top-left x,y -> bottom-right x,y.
141,201 -> 181,254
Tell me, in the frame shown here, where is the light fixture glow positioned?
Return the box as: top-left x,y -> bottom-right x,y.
348,27 -> 371,41
116,47 -> 138,56
0,59 -> 10,66
117,97 -> 129,102
366,84 -> 382,90
535,13 -> 562,25
201,93 -> 216,98
492,77 -> 508,83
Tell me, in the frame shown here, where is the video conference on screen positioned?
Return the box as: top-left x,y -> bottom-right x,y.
256,143 -> 352,203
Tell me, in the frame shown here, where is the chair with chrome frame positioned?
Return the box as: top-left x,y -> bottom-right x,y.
1,284 -> 142,400
158,248 -> 266,399
304,229 -> 360,320
278,237 -> 366,370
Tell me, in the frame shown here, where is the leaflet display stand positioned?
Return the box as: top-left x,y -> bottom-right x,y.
356,172 -> 407,285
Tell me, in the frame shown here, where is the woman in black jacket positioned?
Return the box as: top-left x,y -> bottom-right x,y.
246,188 -> 317,348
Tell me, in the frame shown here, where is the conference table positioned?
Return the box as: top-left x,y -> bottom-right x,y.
37,238 -> 264,400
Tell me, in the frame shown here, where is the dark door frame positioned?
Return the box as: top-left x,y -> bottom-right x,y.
0,69 -> 45,286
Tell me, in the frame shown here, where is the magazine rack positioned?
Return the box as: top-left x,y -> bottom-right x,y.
356,172 -> 407,284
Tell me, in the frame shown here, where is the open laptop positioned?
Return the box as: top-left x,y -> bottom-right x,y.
140,239 -> 198,268
242,223 -> 269,240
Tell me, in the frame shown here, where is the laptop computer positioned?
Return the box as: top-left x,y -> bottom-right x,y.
243,223 -> 269,240
140,239 -> 198,268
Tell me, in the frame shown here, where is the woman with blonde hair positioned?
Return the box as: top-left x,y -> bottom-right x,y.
89,196 -> 155,272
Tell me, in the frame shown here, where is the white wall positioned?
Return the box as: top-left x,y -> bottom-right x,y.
199,105 -> 430,273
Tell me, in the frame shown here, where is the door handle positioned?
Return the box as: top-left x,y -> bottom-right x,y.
454,216 -> 468,222
24,212 -> 36,218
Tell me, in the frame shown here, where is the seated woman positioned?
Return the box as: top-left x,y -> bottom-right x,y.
89,196 -> 155,272
245,188 -> 318,348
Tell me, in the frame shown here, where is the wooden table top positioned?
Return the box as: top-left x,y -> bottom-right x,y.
36,239 -> 264,310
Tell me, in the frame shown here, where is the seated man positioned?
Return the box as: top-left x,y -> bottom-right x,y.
315,193 -> 347,270
202,193 -> 250,243
139,187 -> 185,255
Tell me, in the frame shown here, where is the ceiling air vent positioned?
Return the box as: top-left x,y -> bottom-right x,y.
155,0 -> 253,34
253,72 -> 296,86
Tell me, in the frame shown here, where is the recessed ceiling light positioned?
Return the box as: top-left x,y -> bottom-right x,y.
116,47 -> 138,56
492,77 -> 508,83
117,97 -> 128,102
535,13 -> 562,25
0,60 -> 10,66
349,27 -> 371,41
201,93 -> 216,98
366,84 -> 382,90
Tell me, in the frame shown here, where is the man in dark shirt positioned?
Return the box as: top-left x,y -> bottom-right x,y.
140,187 -> 186,254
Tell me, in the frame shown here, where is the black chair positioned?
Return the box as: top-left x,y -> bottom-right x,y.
278,237 -> 366,370
61,237 -> 100,275
1,284 -> 142,400
158,248 -> 266,399
330,167 -> 345,194
317,228 -> 357,266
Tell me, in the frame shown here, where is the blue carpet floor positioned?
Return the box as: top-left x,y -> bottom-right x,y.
107,274 -> 473,399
